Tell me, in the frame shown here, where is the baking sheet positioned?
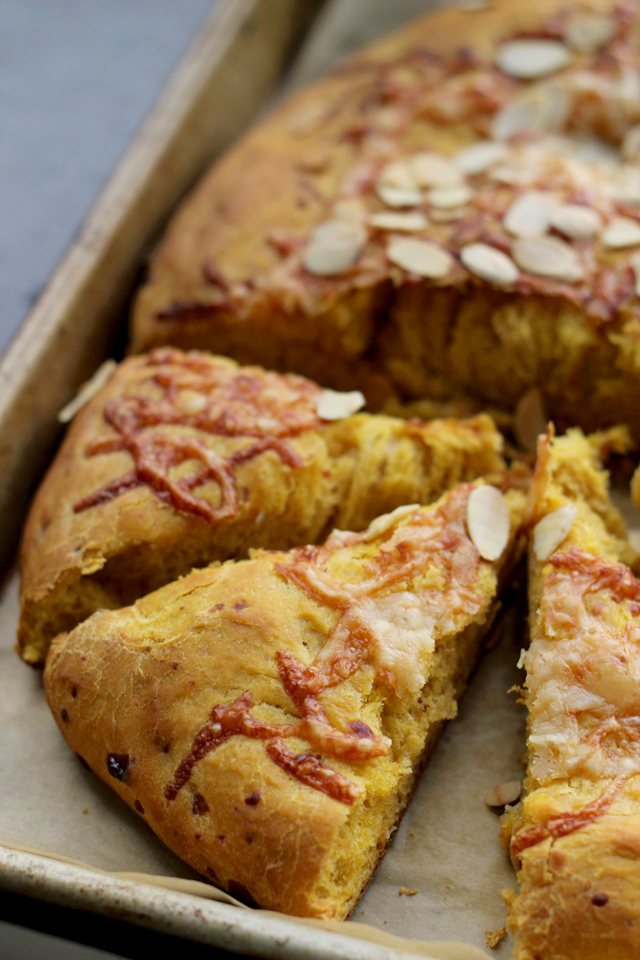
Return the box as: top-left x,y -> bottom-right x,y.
3,1 -> 639,958
285,0 -> 458,90
0,559 -> 524,958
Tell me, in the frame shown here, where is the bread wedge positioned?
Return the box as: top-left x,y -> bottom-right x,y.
44,480 -> 526,918
19,348 -> 506,666
503,428 -> 640,959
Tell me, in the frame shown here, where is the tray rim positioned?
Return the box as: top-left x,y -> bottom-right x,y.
0,846 -> 448,960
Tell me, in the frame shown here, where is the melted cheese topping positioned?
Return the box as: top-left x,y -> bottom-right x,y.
280,484 -> 494,697
527,547 -> 640,782
74,348 -> 323,522
354,592 -> 437,696
168,483 -> 516,805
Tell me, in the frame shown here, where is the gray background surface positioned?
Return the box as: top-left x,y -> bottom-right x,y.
0,0 -> 214,358
0,921 -> 119,960
1,3 -> 218,957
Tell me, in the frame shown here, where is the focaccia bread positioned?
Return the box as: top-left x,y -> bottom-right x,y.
44,480 -> 526,919
132,0 -> 640,441
18,347 -> 505,666
503,428 -> 640,959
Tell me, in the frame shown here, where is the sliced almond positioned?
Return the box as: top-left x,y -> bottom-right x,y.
332,198 -> 367,222
495,40 -> 571,80
513,387 -> 546,453
492,85 -> 569,140
611,167 -> 640,206
430,207 -> 469,222
303,220 -> 368,276
315,389 -> 366,421
622,126 -> 640,163
564,12 -> 616,53
376,183 -> 422,208
489,165 -> 521,185
427,184 -> 472,210
411,152 -> 462,188
466,485 -> 510,562
379,160 -> 417,191
58,359 -> 118,424
533,504 -> 578,561
550,204 -> 602,239
484,780 -> 522,808
363,504 -> 420,542
387,237 -> 454,278
601,216 -> 640,250
460,243 -> 519,286
616,70 -> 640,109
368,211 -> 429,232
503,191 -> 554,238
453,141 -> 506,176
512,236 -> 584,282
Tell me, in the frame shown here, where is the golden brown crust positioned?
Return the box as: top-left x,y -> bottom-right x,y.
130,0 -> 640,441
18,348 -> 506,665
507,780 -> 640,960
503,430 -> 640,958
44,483 -> 526,918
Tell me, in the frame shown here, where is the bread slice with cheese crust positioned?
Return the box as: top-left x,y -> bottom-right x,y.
44,480 -> 525,919
503,429 -> 640,960
18,348 -> 506,667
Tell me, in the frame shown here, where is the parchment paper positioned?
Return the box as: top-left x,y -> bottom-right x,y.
0,558 -> 526,959
2,2 -> 639,959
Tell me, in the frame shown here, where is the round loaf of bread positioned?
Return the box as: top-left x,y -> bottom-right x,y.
132,0 -> 640,441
